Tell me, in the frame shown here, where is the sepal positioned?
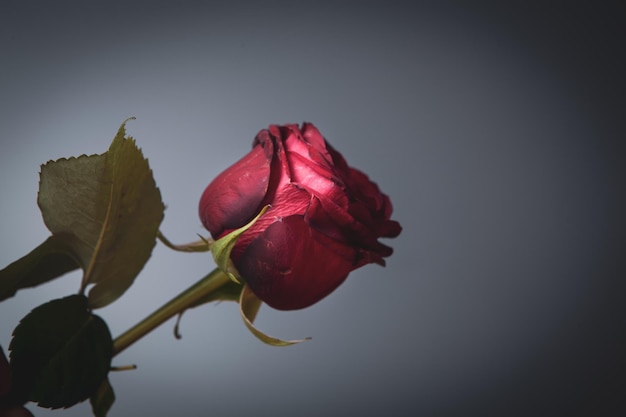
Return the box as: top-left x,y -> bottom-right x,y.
210,205 -> 269,284
239,284 -> 310,346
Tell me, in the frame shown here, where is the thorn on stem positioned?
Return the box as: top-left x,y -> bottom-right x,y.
174,311 -> 185,340
110,364 -> 138,372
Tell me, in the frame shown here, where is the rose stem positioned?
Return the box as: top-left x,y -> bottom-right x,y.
112,267 -> 229,356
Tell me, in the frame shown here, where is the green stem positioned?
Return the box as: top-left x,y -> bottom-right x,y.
112,267 -> 229,356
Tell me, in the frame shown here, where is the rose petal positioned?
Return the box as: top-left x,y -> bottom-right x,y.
199,139 -> 272,239
286,151 -> 346,203
230,183 -> 310,260
309,193 -> 381,250
378,219 -> 402,238
235,215 -> 354,310
305,196 -> 392,266
301,123 -> 336,168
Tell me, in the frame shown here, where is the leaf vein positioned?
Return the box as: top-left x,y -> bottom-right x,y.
81,185 -> 114,291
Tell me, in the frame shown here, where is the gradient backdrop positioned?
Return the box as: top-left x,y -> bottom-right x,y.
1,2 -> 624,416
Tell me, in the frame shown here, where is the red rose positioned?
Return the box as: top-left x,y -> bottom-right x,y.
199,123 -> 401,310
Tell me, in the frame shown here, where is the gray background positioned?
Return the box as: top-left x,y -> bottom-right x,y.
1,2 -> 624,416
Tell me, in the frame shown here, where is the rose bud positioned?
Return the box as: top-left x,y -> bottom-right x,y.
199,123 -> 401,310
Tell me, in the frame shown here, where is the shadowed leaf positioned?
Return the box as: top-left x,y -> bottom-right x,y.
90,378 -> 115,417
0,236 -> 79,302
9,295 -> 112,409
1,346 -> 10,400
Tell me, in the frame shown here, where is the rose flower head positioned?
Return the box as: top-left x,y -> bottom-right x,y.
199,123 -> 401,310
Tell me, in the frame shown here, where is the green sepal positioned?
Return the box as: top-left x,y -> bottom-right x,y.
210,205 -> 269,284
239,284 -> 310,347
157,231 -> 212,253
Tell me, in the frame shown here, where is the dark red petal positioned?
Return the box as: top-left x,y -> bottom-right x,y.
234,215 -> 354,310
199,140 -> 272,239
305,195 -> 396,265
304,194 -> 364,246
229,183 -> 311,260
324,140 -> 352,178
308,193 -> 381,250
299,123 -> 336,168
264,125 -> 294,188
379,219 -> 402,238
347,168 -> 385,210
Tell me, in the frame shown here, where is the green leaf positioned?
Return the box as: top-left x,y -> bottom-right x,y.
9,295 -> 113,409
90,378 -> 115,417
239,284 -> 310,347
36,119 -> 165,308
0,236 -> 79,302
